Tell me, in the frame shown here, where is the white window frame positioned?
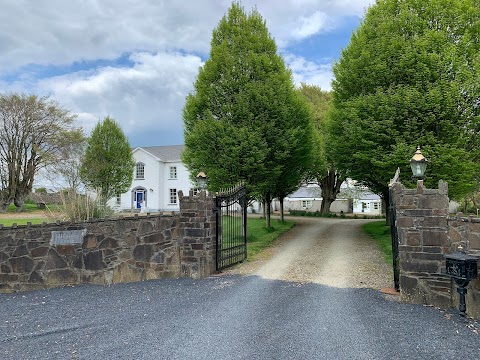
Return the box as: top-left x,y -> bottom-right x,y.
301,200 -> 313,209
169,188 -> 177,204
169,166 -> 177,179
136,162 -> 145,179
116,194 -> 121,206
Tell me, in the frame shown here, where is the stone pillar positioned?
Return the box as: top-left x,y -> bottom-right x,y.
178,190 -> 216,278
394,180 -> 451,307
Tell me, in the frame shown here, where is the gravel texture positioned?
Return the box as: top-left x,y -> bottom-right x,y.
1,217 -> 479,359
226,217 -> 393,290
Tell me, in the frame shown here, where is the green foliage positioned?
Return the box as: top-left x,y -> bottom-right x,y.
331,0 -> 480,200
182,2 -> 314,210
0,93 -> 81,211
246,218 -> 295,258
35,187 -> 47,194
80,116 -> 135,200
362,221 -> 392,264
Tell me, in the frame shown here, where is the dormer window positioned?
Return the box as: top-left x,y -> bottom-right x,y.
136,162 -> 145,179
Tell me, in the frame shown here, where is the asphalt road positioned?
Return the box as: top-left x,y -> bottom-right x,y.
1,218 -> 480,359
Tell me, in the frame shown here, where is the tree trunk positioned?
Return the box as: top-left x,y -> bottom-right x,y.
262,200 -> 266,218
265,194 -> 271,228
280,197 -> 284,222
319,168 -> 344,214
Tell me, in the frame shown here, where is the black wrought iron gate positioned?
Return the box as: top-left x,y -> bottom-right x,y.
389,168 -> 400,291
215,184 -> 247,271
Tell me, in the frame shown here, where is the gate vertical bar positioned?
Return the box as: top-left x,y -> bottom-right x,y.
389,168 -> 400,292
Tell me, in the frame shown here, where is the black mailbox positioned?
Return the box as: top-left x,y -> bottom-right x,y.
445,249 -> 478,316
445,251 -> 478,281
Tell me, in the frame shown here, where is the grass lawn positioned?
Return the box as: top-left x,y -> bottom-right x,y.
246,218 -> 295,259
0,218 -> 47,227
362,221 -> 392,264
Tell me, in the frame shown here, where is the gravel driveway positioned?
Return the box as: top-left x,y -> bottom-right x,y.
1,217 -> 479,359
227,217 -> 393,290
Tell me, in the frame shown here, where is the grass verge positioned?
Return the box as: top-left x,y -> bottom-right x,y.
362,221 -> 392,264
0,218 -> 47,226
247,218 -> 295,259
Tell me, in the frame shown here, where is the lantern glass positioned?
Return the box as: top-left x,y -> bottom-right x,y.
410,161 -> 427,178
196,172 -> 207,190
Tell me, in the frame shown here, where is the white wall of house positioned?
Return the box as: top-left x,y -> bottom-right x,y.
352,199 -> 382,214
115,147 -> 195,213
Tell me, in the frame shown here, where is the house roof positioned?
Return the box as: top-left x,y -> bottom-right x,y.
288,187 -> 321,198
135,145 -> 184,162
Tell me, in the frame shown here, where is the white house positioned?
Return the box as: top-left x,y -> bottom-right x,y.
282,184 -> 383,215
115,145 -> 195,212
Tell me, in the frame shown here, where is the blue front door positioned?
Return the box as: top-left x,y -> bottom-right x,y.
136,191 -> 144,208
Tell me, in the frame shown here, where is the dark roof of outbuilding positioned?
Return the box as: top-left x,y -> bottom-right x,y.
135,145 -> 184,162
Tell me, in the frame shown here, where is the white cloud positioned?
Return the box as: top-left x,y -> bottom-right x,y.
284,54 -> 333,91
37,51 -> 202,143
291,11 -> 333,40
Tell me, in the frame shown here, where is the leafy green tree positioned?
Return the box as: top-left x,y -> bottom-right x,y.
298,84 -> 346,214
183,2 -> 314,227
0,93 -> 82,212
330,0 -> 480,219
80,116 -> 135,200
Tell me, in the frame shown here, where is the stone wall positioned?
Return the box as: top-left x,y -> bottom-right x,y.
393,180 -> 451,308
0,191 -> 216,292
447,215 -> 480,318
393,180 -> 480,318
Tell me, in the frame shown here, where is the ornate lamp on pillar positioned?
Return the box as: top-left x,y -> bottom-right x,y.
196,172 -> 208,191
410,146 -> 428,180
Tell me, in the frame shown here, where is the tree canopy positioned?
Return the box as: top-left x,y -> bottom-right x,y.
330,0 -> 480,201
80,116 -> 135,200
182,2 -> 314,226
0,93 -> 82,211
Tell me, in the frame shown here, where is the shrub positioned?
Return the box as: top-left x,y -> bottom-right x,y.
59,189 -> 114,222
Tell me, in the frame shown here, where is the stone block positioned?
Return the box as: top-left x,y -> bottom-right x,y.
98,237 -> 119,249
83,235 -> 97,249
411,252 -> 445,261
401,260 -> 439,273
30,247 -> 49,258
152,252 -> 165,264
469,233 -> 480,250
0,251 -> 9,262
133,244 -> 153,261
421,217 -> 447,228
405,232 -> 421,246
138,221 -> 154,235
419,195 -> 448,210
13,244 -> 28,257
56,245 -> 76,256
143,233 -> 164,244
84,251 -> 104,270
29,270 -> 44,283
422,231 -> 447,246
45,250 -> 68,270
396,217 -> 413,228
9,256 -> 34,273
46,269 -> 78,284
404,209 -> 433,217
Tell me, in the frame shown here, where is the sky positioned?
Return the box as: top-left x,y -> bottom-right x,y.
0,0 -> 375,147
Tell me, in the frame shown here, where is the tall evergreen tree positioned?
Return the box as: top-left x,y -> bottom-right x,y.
80,116 -> 135,200
183,2 -> 313,227
330,0 -> 480,220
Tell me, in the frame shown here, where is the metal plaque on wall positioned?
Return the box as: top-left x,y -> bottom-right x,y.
50,229 -> 87,245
